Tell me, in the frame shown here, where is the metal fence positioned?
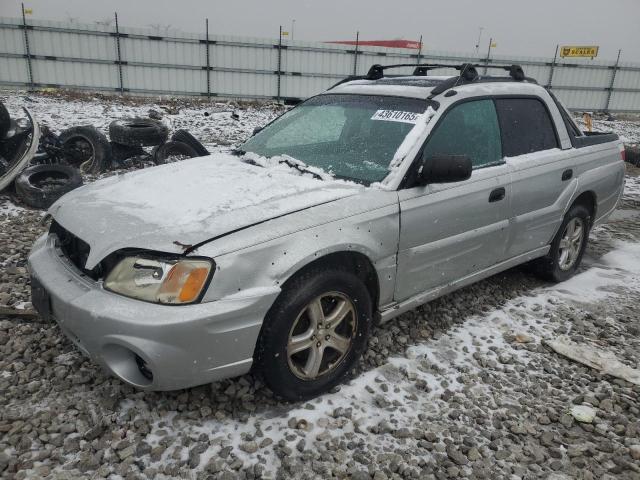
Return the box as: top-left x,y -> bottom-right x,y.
2,15 -> 640,112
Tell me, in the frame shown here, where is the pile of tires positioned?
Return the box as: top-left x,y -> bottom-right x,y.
108,119 -> 208,165
2,98 -> 211,210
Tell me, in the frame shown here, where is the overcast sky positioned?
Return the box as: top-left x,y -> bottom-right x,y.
1,0 -> 638,62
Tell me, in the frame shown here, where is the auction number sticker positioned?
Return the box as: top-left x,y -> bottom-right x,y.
371,110 -> 422,124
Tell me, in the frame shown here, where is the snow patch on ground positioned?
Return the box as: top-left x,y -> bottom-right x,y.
119,233 -> 640,476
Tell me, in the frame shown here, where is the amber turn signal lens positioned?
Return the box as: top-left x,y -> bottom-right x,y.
179,267 -> 210,302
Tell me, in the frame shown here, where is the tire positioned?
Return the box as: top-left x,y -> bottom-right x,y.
255,267 -> 372,401
58,126 -> 111,174
15,164 -> 83,209
625,144 -> 640,166
533,204 -> 591,282
0,101 -> 10,138
171,129 -> 209,157
151,141 -> 198,165
109,118 -> 168,147
109,142 -> 146,164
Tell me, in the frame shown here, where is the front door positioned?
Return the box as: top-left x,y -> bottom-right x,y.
395,99 -> 512,302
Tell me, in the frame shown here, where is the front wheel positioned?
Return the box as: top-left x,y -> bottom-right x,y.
534,204 -> 591,282
255,268 -> 372,401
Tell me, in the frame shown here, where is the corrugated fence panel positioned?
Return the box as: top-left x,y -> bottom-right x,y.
0,56 -> 28,85
124,65 -> 204,94
2,17 -> 640,110
34,59 -> 117,89
0,23 -> 25,54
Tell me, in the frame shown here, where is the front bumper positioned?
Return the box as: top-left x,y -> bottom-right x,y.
28,233 -> 279,390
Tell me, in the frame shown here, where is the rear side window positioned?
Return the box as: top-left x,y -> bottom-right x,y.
495,98 -> 558,157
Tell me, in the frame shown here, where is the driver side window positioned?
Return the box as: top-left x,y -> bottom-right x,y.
423,99 -> 502,168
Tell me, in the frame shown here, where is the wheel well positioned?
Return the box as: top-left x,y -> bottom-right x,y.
572,191 -> 597,226
283,251 -> 380,309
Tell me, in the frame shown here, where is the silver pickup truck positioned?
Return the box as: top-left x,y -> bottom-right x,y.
28,63 -> 625,400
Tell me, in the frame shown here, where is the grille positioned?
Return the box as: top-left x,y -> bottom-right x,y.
49,221 -> 97,278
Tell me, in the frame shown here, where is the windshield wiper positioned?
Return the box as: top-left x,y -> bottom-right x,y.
239,151 -> 327,181
276,157 -> 325,181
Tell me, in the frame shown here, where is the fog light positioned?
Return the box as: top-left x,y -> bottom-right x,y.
135,354 -> 153,381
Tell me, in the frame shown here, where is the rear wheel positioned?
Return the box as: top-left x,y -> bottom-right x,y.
533,204 -> 590,282
255,268 -> 372,401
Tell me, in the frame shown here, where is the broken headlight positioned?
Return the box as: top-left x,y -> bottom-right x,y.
104,256 -> 213,304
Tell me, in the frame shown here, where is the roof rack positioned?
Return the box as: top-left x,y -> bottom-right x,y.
329,62 -> 537,97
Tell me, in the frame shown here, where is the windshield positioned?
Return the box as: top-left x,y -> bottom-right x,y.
240,94 -> 428,184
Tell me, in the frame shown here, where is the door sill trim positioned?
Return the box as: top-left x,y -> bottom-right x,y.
379,246 -> 550,323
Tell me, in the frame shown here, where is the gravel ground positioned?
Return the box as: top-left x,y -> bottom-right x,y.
1,92 -> 640,479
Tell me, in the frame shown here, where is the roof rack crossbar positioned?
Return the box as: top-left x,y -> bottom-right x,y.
329,63 -> 536,95
365,62 -> 528,82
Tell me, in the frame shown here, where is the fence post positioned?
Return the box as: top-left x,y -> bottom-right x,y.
20,3 -> 34,90
205,18 -> 211,98
276,25 -> 283,102
352,31 -> 359,76
483,37 -> 492,75
546,44 -> 558,89
604,49 -> 621,113
114,12 -> 124,94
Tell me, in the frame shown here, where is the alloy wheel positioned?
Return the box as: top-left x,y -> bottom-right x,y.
287,292 -> 357,380
558,217 -> 585,271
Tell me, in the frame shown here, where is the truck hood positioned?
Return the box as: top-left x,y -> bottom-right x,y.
49,153 -> 362,269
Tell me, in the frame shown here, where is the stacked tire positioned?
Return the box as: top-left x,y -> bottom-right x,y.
108,119 -> 207,165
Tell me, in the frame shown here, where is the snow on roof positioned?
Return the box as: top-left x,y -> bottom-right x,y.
327,75 -> 545,100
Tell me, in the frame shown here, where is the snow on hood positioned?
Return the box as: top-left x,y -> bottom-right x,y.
49,153 -> 361,269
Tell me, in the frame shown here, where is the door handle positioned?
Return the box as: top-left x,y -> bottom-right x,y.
562,169 -> 573,181
489,187 -> 506,202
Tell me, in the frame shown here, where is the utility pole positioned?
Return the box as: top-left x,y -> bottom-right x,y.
291,19 -> 295,41
417,34 -> 423,64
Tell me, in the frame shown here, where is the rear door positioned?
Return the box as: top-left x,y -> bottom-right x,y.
497,97 -> 575,258
395,99 -> 512,302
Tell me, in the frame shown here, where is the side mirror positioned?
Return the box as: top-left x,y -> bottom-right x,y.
252,127 -> 263,136
417,154 -> 472,185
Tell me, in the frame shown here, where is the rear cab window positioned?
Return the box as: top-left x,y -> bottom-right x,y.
495,98 -> 559,157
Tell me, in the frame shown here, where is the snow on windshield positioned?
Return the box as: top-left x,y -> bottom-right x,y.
240,94 -> 429,185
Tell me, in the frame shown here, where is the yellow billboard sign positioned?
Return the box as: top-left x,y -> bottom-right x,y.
560,46 -> 599,58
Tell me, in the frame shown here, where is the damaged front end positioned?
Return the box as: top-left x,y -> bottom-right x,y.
0,108 -> 41,192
